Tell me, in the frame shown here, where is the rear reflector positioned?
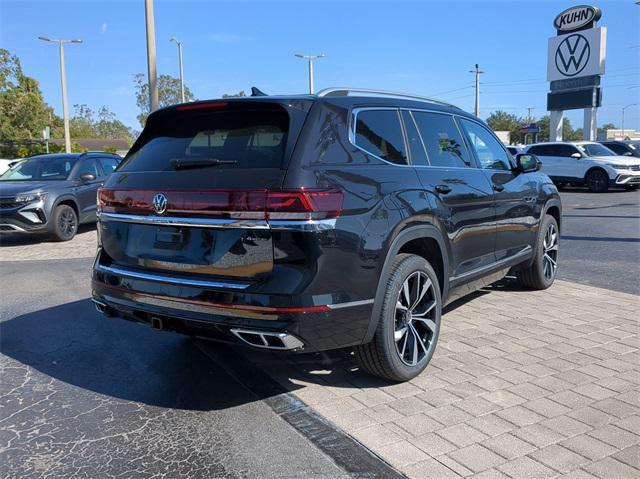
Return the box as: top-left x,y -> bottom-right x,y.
98,188 -> 343,221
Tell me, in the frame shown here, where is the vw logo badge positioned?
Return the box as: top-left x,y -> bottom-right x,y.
555,34 -> 590,77
152,193 -> 168,215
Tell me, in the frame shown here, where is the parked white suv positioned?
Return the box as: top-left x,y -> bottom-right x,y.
525,142 -> 640,192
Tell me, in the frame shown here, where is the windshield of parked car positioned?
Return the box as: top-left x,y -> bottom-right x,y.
577,143 -> 616,157
0,156 -> 77,181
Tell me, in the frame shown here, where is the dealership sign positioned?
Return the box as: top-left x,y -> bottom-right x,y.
547,27 -> 606,82
554,5 -> 601,32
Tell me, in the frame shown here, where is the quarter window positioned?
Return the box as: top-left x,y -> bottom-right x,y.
459,118 -> 511,170
354,110 -> 408,165
411,112 -> 471,168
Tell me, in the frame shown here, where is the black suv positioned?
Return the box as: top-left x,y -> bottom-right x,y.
0,152 -> 121,241
92,89 -> 561,381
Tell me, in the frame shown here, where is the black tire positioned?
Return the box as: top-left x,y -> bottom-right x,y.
51,204 -> 78,241
555,182 -> 566,189
585,169 -> 609,193
517,215 -> 559,290
354,254 -> 441,382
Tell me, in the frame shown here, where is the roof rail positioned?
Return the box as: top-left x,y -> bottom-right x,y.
316,87 -> 460,108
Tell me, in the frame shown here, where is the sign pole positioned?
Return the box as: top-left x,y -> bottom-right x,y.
550,111 -> 563,141
584,107 -> 597,140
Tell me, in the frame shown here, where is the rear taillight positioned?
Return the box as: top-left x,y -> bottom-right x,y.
266,190 -> 343,220
98,188 -> 343,221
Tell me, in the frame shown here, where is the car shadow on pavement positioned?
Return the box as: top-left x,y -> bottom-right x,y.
210,277 -> 529,393
0,298 -> 263,411
0,223 -> 96,246
1,278 -> 535,408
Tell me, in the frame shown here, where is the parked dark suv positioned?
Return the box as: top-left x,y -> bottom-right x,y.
92,89 -> 561,381
0,152 -> 121,241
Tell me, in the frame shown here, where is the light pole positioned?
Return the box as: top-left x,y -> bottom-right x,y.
145,0 -> 159,112
622,104 -> 637,140
170,38 -> 185,103
294,53 -> 324,94
469,64 -> 484,117
38,36 -> 82,153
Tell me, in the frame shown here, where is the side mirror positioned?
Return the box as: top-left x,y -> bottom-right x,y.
79,173 -> 96,183
623,151 -> 633,156
515,153 -> 541,173
570,152 -> 582,159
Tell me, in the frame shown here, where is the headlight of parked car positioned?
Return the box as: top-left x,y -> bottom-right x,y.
15,193 -> 48,203
611,165 -> 632,170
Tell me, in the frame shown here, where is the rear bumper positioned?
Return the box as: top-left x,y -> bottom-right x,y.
91,261 -> 374,353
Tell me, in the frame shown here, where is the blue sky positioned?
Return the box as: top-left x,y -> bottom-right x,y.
1,0 -> 638,132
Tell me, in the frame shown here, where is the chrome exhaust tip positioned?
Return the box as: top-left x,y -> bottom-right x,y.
92,298 -> 107,314
230,328 -> 304,351
92,298 -> 117,317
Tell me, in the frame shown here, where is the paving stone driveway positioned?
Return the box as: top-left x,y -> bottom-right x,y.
2,234 -> 638,479
251,281 -> 639,479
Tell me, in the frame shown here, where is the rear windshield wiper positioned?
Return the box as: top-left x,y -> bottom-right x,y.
170,158 -> 238,169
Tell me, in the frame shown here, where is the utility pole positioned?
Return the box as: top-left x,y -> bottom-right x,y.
170,37 -> 185,103
526,108 -> 535,122
145,0 -> 159,112
469,64 -> 484,117
294,53 -> 325,94
622,104 -> 636,140
38,36 -> 82,153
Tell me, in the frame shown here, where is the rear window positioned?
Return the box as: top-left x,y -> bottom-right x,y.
120,108 -> 290,171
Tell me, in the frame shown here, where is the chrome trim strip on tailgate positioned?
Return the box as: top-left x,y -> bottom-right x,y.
95,264 -> 251,290
97,212 -> 270,229
97,212 -> 337,231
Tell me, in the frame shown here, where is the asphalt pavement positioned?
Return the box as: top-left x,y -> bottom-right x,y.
557,188 -> 640,295
0,259 -> 368,479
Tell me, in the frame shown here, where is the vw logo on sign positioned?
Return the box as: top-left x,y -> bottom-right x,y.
152,193 -> 168,215
555,34 -> 590,77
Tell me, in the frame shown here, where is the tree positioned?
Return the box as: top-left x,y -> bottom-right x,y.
486,111 -> 525,144
222,91 -> 246,98
68,104 -> 136,142
0,48 -> 57,142
133,73 -> 195,126
536,115 -> 583,141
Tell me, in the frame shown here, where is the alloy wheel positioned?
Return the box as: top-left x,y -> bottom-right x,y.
542,223 -> 558,281
59,210 -> 77,238
394,271 -> 438,366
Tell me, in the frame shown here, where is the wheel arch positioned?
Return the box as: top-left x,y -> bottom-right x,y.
363,224 -> 450,344
52,196 -> 80,220
584,166 -> 611,183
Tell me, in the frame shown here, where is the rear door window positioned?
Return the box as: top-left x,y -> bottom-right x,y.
528,145 -> 559,156
411,112 -> 471,167
401,110 -> 429,166
354,109 -> 408,165
120,108 -> 290,171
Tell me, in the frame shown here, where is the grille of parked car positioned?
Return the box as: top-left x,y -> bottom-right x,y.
0,197 -> 22,209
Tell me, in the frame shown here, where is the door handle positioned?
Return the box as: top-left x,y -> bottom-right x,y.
435,184 -> 452,194
492,184 -> 505,192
